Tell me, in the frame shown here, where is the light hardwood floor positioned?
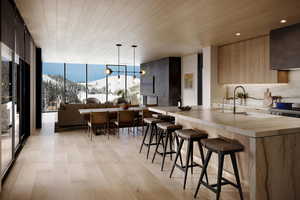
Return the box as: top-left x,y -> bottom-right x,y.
0,113 -> 243,200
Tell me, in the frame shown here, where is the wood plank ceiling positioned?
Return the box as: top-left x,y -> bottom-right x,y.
16,0 -> 300,65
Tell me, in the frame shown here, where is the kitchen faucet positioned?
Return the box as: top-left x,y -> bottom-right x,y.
233,85 -> 246,114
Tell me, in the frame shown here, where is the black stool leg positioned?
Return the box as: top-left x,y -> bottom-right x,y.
175,135 -> 184,167
230,153 -> 244,200
154,125 -> 158,143
152,129 -> 164,163
161,131 -> 169,171
194,150 -> 212,198
146,125 -> 155,159
139,124 -> 149,153
197,141 -> 209,184
216,153 -> 225,200
183,140 -> 192,189
190,140 -> 194,174
169,132 -> 173,160
170,138 -> 184,178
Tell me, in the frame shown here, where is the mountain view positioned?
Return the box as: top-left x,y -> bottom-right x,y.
42,63 -> 140,111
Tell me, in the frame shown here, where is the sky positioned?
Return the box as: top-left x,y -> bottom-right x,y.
43,63 -> 140,82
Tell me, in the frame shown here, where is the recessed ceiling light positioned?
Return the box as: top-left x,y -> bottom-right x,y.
280,19 -> 287,24
235,32 -> 241,36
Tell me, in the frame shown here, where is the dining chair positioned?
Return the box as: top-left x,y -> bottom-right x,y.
88,112 -> 109,140
114,110 -> 137,136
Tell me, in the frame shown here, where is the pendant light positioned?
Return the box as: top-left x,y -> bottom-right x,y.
116,44 -> 122,81
132,45 -> 137,81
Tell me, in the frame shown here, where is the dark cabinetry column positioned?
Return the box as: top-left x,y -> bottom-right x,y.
141,57 -> 181,106
36,48 -> 42,129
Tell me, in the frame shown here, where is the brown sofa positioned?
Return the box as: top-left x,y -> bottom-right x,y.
55,103 -> 118,130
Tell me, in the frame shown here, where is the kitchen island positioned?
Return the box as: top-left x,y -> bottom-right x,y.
149,106 -> 300,200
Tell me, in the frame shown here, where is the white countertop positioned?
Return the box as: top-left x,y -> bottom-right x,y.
149,106 -> 300,138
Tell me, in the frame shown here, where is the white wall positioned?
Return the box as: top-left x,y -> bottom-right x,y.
202,46 -> 225,108
181,54 -> 198,106
225,70 -> 300,107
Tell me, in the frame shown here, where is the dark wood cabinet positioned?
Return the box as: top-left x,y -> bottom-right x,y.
270,23 -> 300,70
1,0 -> 15,49
141,57 -> 181,106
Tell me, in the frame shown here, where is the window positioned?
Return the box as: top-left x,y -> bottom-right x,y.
65,64 -> 86,104
42,62 -> 141,112
107,65 -> 126,103
127,65 -> 141,105
42,63 -> 64,112
87,64 -> 106,103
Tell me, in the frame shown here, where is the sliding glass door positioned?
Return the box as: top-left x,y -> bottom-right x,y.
1,43 -> 31,176
1,56 -> 13,175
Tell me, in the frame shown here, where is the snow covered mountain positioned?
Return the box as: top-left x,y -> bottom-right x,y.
87,75 -> 140,92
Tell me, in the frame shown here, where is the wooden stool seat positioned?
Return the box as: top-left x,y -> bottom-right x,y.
152,113 -> 162,119
156,122 -> 182,131
152,122 -> 182,171
140,117 -> 164,159
194,137 -> 244,200
202,138 -> 244,153
170,129 -> 209,189
176,129 -> 208,140
143,117 -> 164,124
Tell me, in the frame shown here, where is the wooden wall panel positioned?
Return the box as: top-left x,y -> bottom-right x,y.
218,36 -> 288,84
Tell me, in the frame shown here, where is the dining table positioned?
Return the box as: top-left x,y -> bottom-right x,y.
78,106 -> 148,115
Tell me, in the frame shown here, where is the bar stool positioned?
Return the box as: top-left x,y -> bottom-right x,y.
152,122 -> 183,171
194,138 -> 244,200
170,129 -> 209,189
139,117 -> 164,159
152,113 -> 174,123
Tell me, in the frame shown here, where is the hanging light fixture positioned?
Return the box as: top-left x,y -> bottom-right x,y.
105,67 -> 112,75
141,69 -> 146,75
116,44 -> 122,81
132,45 -> 137,82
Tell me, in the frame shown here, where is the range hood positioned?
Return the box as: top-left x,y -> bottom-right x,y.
270,23 -> 300,70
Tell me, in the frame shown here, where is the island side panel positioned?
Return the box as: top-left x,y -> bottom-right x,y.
176,117 -> 251,200
250,134 -> 300,200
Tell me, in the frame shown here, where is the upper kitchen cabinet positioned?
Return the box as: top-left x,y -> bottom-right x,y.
270,23 -> 300,70
141,57 -> 181,106
1,0 -> 16,49
218,35 -> 288,84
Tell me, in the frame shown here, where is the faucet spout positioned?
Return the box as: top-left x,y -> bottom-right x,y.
233,86 -> 246,114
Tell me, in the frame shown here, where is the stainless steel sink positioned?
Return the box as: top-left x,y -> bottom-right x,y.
216,109 -> 279,119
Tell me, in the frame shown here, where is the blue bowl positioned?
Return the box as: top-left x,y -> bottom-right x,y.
276,103 -> 293,110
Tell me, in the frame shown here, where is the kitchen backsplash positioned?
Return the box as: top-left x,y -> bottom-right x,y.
225,70 -> 300,107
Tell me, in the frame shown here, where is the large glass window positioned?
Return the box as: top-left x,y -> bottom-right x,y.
42,63 -> 64,112
127,65 -> 141,105
42,63 -> 141,112
107,65 -> 126,103
65,64 -> 86,104
87,65 -> 106,103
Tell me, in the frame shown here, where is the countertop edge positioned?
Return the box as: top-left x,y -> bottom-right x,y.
149,107 -> 300,138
